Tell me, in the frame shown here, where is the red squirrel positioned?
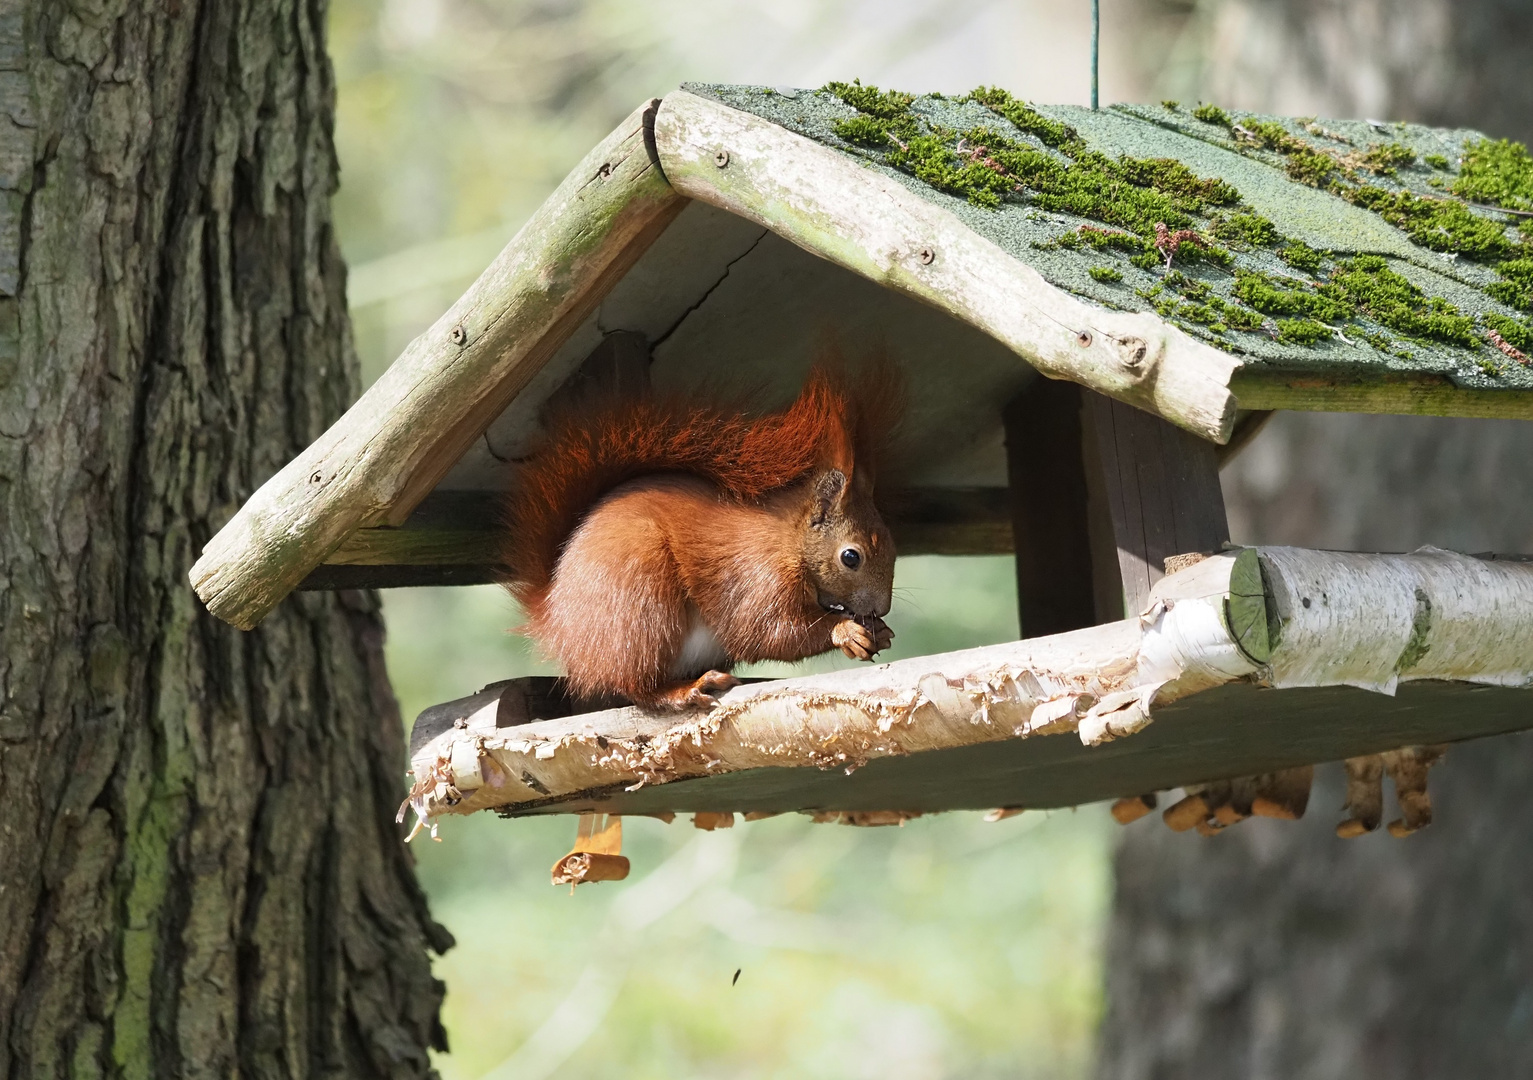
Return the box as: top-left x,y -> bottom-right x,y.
501,361 -> 900,711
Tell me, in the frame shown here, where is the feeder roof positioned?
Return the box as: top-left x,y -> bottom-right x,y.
692,83 -> 1533,393
188,89 -> 1533,630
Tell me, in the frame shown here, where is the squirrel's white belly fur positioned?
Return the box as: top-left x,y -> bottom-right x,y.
671,605 -> 729,678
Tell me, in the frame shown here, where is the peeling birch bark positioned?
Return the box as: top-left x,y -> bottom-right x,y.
404,546 -> 1533,830
190,99 -> 686,629
650,90 -> 1241,444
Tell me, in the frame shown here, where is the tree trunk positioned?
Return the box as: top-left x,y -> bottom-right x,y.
0,3 -> 447,1078
1099,3 -> 1533,1075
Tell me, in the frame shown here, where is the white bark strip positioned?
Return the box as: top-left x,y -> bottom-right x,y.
189,100 -> 686,629
651,90 -> 1241,444
404,547 -> 1533,827
404,554 -> 1253,824
1262,546 -> 1533,693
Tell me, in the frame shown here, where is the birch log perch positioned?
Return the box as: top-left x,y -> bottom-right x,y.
403,547 -> 1533,829
651,90 -> 1241,444
189,99 -> 686,629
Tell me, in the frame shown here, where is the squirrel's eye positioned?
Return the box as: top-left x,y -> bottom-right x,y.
840,548 -> 862,570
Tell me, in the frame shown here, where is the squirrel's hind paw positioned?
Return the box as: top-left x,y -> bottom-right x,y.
652,670 -> 741,711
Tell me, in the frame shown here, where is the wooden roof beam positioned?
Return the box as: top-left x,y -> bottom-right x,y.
189,99 -> 686,628
650,89 -> 1242,445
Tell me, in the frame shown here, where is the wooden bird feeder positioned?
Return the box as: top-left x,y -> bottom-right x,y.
190,86 -> 1533,842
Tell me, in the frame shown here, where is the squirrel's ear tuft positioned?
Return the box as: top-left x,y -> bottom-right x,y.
822,410 -> 856,478
811,469 -> 847,526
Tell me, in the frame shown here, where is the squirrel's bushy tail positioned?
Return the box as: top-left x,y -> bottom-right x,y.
501,361 -> 899,601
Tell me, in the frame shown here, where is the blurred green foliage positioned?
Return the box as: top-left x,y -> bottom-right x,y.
329,2 -> 1113,1076
393,564 -> 1111,1080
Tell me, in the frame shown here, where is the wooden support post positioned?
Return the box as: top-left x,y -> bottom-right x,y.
1004,379 -> 1099,638
1082,392 -> 1230,616
1004,380 -> 1229,637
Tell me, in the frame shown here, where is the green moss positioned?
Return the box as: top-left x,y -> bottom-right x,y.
824,80 -> 921,145
1192,104 -> 1230,126
1116,157 -> 1241,206
1452,138 -> 1533,212
1161,100 -> 1180,110
1348,185 -> 1517,260
1088,265 -> 1124,283
833,113 -> 898,147
1228,254 -> 1485,350
1213,212 -> 1278,247
1052,226 -> 1148,253
1241,119 -> 1298,150
966,86 -> 1081,149
884,133 -> 1017,208
1234,270 -> 1350,321
1276,318 -> 1332,345
1359,329 -> 1411,358
1487,257 -> 1533,311
1483,312 -> 1532,351
1284,147 -> 1339,186
954,128 -> 1221,236
1330,255 -> 1479,346
1363,142 -> 1417,173
1164,270 -> 1209,299
1165,104 -> 1533,328
1144,273 -> 1262,333
824,79 -> 914,120
1129,250 -> 1161,270
1278,239 -> 1326,273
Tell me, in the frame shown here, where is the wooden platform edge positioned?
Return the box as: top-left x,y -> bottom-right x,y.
401,547 -> 1533,828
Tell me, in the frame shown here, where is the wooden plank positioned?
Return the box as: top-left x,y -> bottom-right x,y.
501,682 -> 1533,816
651,90 -> 1241,444
189,99 -> 688,629
408,675 -> 776,757
1083,392 -> 1230,616
1003,380 -> 1099,637
298,564 -> 501,591
1231,370 -> 1533,419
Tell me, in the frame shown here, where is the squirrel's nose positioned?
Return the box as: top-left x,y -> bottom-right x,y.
853,588 -> 892,619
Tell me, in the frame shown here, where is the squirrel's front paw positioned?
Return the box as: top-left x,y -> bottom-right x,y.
832,615 -> 893,661
864,614 -> 894,653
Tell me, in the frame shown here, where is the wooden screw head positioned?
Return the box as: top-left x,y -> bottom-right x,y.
918,247 -> 935,264
450,325 -> 467,346
1077,329 -> 1093,347
714,149 -> 730,168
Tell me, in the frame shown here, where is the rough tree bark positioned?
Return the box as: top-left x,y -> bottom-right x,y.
0,3 -> 447,1078
1099,3 -> 1533,1076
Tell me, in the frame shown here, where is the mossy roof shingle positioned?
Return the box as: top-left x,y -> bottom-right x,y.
686,83 -> 1533,391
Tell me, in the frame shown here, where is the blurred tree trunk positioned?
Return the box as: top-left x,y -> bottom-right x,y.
1098,3 -> 1533,1077
0,3 -> 447,1077
1153,0 -> 1533,141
